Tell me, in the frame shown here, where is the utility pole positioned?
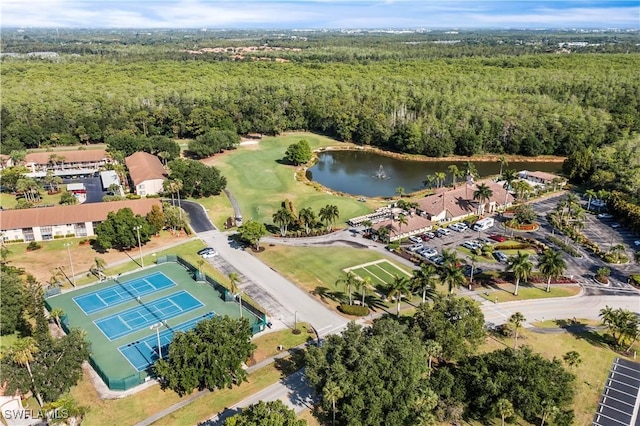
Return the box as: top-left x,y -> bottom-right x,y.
133,225 -> 144,267
150,322 -> 164,359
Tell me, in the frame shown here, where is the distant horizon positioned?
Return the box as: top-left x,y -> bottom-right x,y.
1,1 -> 638,30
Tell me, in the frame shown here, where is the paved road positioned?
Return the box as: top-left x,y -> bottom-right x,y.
166,199 -> 216,233
198,230 -> 348,336
223,189 -> 242,221
200,370 -> 314,426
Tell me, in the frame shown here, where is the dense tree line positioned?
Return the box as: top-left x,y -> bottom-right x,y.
1,54 -> 638,158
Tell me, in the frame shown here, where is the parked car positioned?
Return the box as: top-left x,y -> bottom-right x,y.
420,234 -> 431,241
429,255 -> 444,265
494,251 -> 509,263
201,249 -> 218,258
436,228 -> 450,237
408,243 -> 424,252
448,223 -> 467,232
424,232 -> 436,239
197,247 -> 215,255
597,213 -> 614,219
409,236 -> 422,244
418,247 -> 438,258
489,234 -> 506,242
634,240 -> 640,246
464,266 -> 483,277
610,223 -> 621,229
461,241 -> 480,250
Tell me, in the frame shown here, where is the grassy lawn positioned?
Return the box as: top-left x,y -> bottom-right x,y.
0,332 -> 20,353
482,325 -> 639,425
247,322 -> 312,367
72,326 -> 310,426
477,283 -> 581,303
189,194 -> 235,230
0,186 -> 68,209
204,132 -> 376,226
457,246 -> 497,263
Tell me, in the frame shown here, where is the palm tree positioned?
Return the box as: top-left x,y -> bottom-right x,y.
440,248 -> 459,269
228,272 -> 242,317
584,189 -> 597,211
498,155 -> 508,177
387,274 -> 411,316
412,263 -> 439,303
435,172 -> 447,188
495,398 -> 514,426
336,271 -> 359,305
439,262 -> 466,294
501,169 -> 518,209
547,211 -> 561,235
512,180 -> 532,200
506,218 -> 519,236
538,249 -> 567,292
463,161 -> 477,181
473,183 -> 494,216
469,253 -> 480,284
609,244 -> 626,263
596,189 -> 610,212
395,186 -> 405,198
298,207 -> 316,235
49,307 -> 64,329
508,312 -> 526,349
396,213 -> 408,240
563,351 -> 582,369
448,165 -> 461,186
506,251 -> 532,296
550,177 -> 564,192
319,205 -> 339,232
424,340 -> 442,376
376,226 -> 390,243
355,276 -> 373,306
273,208 -> 294,237
10,337 -> 44,407
323,381 -> 343,426
564,193 -> 581,218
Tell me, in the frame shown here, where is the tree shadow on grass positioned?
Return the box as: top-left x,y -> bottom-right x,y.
274,348 -> 307,378
553,319 -> 609,348
312,286 -> 346,304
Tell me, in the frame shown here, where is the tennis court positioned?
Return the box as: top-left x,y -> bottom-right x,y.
94,291 -> 203,341
73,272 -> 175,315
119,312 -> 216,371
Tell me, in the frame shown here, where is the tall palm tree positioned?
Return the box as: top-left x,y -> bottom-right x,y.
423,174 -> 437,189
506,251 -> 532,296
501,169 -> 518,209
564,193 -> 581,218
49,307 -> 64,329
448,165 -> 461,186
440,248 -> 459,269
538,249 -> 567,292
469,253 -> 480,284
473,183 -> 494,216
509,312 -> 526,349
319,205 -> 339,232
424,340 -> 442,375
506,218 -> 519,237
395,186 -> 405,198
512,180 -> 532,200
273,208 -> 295,237
355,276 -> 373,306
439,262 -> 466,294
498,155 -> 508,177
609,244 -> 626,263
376,226 -> 390,243
435,172 -> 447,188
396,213 -> 408,240
323,381 -> 343,426
228,272 -> 242,317
10,337 -> 44,407
336,271 -> 359,305
298,207 -> 316,235
596,189 -> 610,212
387,274 -> 411,316
584,189 -> 597,211
412,263 -> 439,303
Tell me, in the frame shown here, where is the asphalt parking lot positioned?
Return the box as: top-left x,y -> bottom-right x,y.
581,213 -> 639,254
62,176 -> 109,203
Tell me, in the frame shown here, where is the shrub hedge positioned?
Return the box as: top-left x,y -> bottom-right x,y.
338,303 -> 370,316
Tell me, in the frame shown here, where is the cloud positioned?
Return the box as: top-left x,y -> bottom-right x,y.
0,0 -> 638,28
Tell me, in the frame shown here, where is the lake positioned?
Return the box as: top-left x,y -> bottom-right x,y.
306,150 -> 563,197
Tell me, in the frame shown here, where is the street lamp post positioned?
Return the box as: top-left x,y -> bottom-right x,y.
294,311 -> 298,332
150,322 -> 164,359
63,242 -> 76,287
133,225 -> 144,267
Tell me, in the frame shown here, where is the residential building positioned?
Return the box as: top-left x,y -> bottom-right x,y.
24,149 -> 110,176
416,179 -> 514,223
518,170 -> 566,187
0,199 -> 161,242
100,170 -> 124,195
125,152 -> 166,196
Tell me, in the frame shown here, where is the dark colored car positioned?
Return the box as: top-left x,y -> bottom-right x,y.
489,234 -> 506,242
197,247 -> 214,255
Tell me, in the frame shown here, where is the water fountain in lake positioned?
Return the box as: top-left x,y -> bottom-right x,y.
373,165 -> 391,180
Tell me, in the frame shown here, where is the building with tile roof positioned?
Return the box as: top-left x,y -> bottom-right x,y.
125,152 -> 166,196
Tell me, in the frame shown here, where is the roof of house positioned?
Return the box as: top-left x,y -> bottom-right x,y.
524,170 -> 564,182
125,152 -> 166,186
0,199 -> 161,230
416,179 -> 514,219
372,214 -> 433,236
25,149 -> 108,165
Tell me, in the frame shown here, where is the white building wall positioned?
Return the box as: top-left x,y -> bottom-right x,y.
136,178 -> 164,196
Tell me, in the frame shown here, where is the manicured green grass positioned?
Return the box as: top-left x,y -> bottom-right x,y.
478,283 -> 581,303
375,260 -> 411,277
457,247 -> 498,263
352,268 -> 387,287
188,194 -> 235,231
0,186 -> 68,209
206,133 -> 375,225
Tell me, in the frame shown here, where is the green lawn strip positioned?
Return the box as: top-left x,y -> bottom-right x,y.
457,247 -> 497,263
477,284 -> 580,303
0,186 -> 68,209
207,133 -> 374,225
248,323 -> 312,365
187,194 -> 234,231
499,249 -> 537,256
482,328 -> 639,425
351,268 -> 386,287
375,260 -> 412,277
531,318 -> 601,328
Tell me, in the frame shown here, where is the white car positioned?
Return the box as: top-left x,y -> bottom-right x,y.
597,213 -> 613,219
418,247 -> 438,258
634,240 -> 640,246
409,236 -> 422,244
408,244 -> 424,252
201,249 -> 218,258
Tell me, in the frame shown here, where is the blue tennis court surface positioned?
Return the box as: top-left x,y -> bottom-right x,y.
119,312 -> 216,371
73,272 -> 176,315
94,291 -> 203,341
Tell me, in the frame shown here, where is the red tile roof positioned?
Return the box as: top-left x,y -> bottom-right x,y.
0,199 -> 161,230
25,150 -> 108,165
125,152 -> 166,186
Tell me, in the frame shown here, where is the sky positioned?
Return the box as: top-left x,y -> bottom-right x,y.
1,1 -> 638,29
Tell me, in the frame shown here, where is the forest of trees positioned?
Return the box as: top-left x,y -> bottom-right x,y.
1,29 -> 638,160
